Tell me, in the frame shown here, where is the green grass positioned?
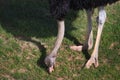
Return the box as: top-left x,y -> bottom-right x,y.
0,1 -> 120,80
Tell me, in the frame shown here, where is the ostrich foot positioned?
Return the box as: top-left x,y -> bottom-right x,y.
48,65 -> 54,73
70,45 -> 83,51
44,55 -> 56,73
85,56 -> 99,69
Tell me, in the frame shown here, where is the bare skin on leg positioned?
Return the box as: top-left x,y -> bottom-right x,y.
70,9 -> 93,51
86,7 -> 106,68
45,20 -> 65,73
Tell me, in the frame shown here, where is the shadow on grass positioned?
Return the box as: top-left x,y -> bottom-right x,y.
0,0 -> 51,71
17,36 -> 48,71
0,0 -> 90,71
81,50 -> 91,69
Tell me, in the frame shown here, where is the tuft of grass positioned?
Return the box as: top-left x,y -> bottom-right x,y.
0,1 -> 120,80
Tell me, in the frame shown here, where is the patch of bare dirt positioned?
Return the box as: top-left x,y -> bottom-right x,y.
1,74 -> 15,80
57,77 -> 64,80
109,42 -> 119,50
18,68 -> 27,73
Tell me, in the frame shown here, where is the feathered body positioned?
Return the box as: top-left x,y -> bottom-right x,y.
49,0 -> 119,20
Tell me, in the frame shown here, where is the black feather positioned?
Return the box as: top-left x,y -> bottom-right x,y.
49,0 -> 119,20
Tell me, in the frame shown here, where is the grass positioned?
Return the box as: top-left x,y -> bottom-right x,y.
0,1 -> 120,80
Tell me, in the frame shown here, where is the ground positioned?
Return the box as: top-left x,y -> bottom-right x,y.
0,1 -> 120,80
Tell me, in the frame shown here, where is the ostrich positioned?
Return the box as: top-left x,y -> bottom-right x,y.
45,0 -> 119,73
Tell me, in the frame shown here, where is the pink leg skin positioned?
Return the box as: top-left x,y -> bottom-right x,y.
70,9 -> 93,52
49,66 -> 54,73
86,6 -> 106,69
85,53 -> 99,69
70,30 -> 93,52
70,33 -> 93,51
70,45 -> 83,51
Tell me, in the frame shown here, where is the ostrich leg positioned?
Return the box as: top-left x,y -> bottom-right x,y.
70,9 -> 93,51
45,20 -> 65,73
86,7 -> 106,68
